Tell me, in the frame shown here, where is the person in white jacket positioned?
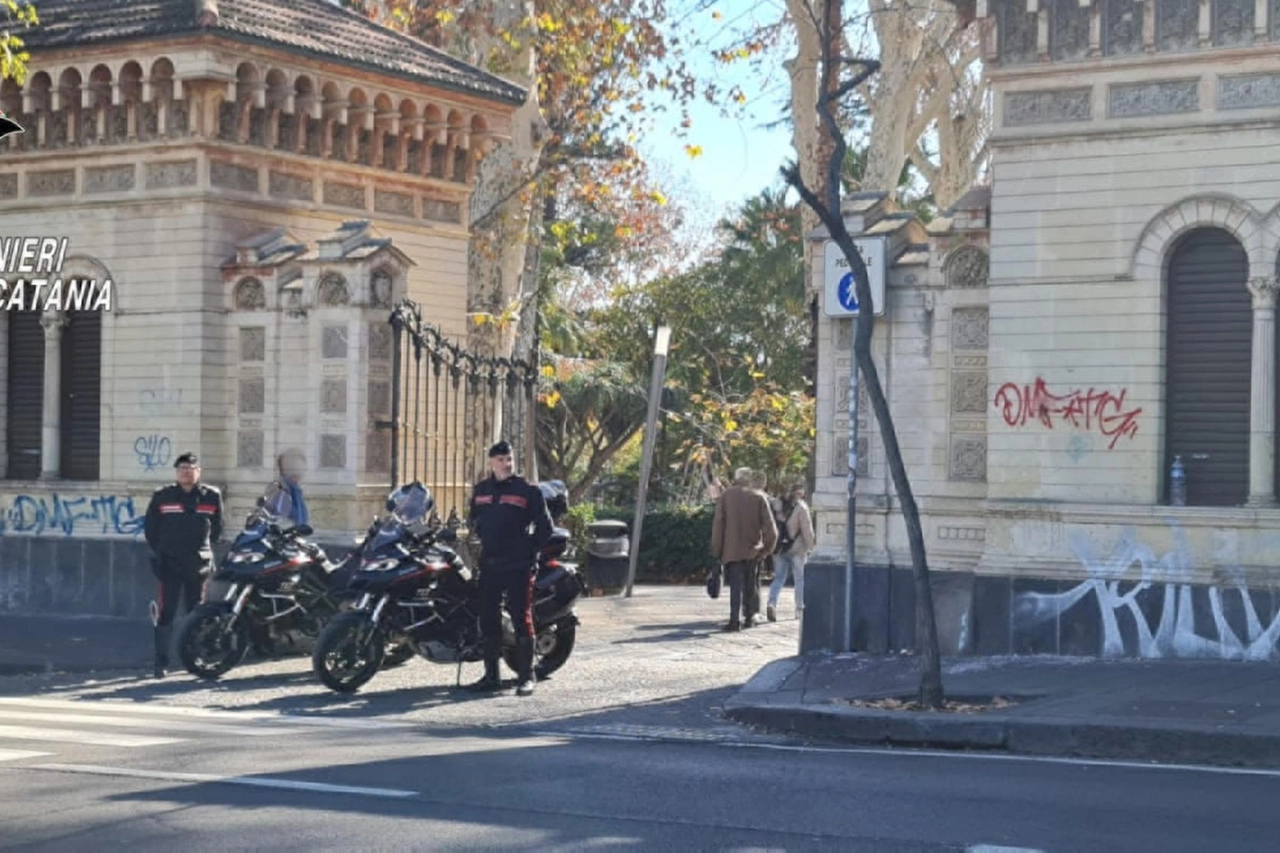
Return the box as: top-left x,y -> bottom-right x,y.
767,483 -> 816,622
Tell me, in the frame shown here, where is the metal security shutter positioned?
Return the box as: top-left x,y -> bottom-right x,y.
5,303 -> 44,480
1165,227 -> 1251,506
59,308 -> 101,481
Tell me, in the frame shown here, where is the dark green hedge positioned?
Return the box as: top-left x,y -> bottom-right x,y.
565,502 -> 718,584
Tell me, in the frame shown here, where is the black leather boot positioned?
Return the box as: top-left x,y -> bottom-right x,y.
465,637 -> 502,692
515,636 -> 536,697
153,626 -> 171,679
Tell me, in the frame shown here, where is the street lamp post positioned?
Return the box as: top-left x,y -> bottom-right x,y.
624,325 -> 672,598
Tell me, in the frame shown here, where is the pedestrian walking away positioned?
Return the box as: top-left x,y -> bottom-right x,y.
767,482 -> 816,622
464,439 -> 554,696
710,467 -> 778,631
143,451 -> 224,678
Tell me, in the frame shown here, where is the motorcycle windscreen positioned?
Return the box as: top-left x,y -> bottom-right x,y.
261,480 -> 293,520
387,482 -> 431,525
366,520 -> 406,554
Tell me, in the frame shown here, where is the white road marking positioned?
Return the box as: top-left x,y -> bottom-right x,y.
0,697 -> 410,729
29,763 -> 419,799
0,724 -> 183,748
0,748 -> 53,762
967,847 -> 1045,853
534,727 -> 1280,780
0,709 -> 306,737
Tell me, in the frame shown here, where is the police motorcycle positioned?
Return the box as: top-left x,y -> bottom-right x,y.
175,481 -> 405,679
311,481 -> 584,694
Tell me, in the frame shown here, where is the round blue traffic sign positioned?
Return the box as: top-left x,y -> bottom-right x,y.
837,272 -> 859,311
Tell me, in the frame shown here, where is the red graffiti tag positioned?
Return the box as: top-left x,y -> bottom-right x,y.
993,378 -> 1141,450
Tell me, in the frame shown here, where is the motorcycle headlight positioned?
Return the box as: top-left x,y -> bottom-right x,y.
229,552 -> 265,563
362,558 -> 400,572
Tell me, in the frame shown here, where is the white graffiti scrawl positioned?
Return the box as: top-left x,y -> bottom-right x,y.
1014,523 -> 1280,661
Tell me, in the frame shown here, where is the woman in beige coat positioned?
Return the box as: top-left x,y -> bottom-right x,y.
767,483 -> 816,621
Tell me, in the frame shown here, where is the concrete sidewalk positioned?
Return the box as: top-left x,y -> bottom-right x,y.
724,652 -> 1280,768
0,613 -> 153,675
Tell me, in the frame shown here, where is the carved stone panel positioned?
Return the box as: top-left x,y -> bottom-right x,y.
237,430 -> 264,469
269,171 -> 313,201
423,198 -> 461,223
995,0 -> 1039,65
830,434 -> 869,477
1219,73 -> 1280,110
1004,89 -> 1093,127
211,161 -> 259,193
321,379 -> 347,414
1156,0 -> 1200,52
239,326 -> 265,362
317,274 -> 349,306
949,435 -> 988,482
951,372 -> 989,414
945,246 -> 989,289
369,322 -> 393,360
374,189 -> 414,217
1103,0 -> 1145,56
324,182 -> 366,210
239,378 -> 265,415
321,325 -> 348,359
0,174 -> 16,199
368,379 -> 390,417
1108,80 -> 1199,118
1212,0 -> 1254,47
951,307 -> 989,350
1050,0 -> 1091,60
84,164 -> 135,194
145,159 -> 198,189
234,278 -> 266,310
365,429 -> 390,473
27,169 -> 76,196
320,434 -> 347,469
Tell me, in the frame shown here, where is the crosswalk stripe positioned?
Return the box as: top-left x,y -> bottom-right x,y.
0,724 -> 184,748
31,763 -> 420,799
0,697 -> 410,730
0,709 -> 306,737
0,748 -> 53,762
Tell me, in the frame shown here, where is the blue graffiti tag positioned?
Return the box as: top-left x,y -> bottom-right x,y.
0,494 -> 145,537
134,434 -> 172,471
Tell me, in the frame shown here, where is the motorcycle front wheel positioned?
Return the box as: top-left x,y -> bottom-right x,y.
312,611 -> 386,693
177,602 -> 251,680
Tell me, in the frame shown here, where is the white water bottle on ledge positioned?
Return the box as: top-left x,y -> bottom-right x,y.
1170,455 -> 1186,507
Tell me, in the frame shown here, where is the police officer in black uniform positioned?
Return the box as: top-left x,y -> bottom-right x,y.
143,452 -> 224,678
464,440 -> 553,696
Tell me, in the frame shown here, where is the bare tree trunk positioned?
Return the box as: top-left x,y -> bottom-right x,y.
787,0 -> 943,708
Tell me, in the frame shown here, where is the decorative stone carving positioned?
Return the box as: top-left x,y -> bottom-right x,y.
995,0 -> 1039,65
269,171 -> 313,201
320,434 -> 347,469
239,327 -> 265,361
321,379 -> 347,413
365,430 -> 390,473
370,270 -> 394,308
369,322 -> 393,360
1103,0 -> 1144,56
1219,73 -> 1280,110
84,164 -> 135,194
423,198 -> 462,223
1004,89 -> 1092,127
27,169 -> 76,196
145,159 -> 198,189
830,435 -> 869,477
211,161 -> 259,193
1274,0 -> 1280,40
324,182 -> 366,210
1248,276 -> 1280,310
945,246 -> 989,289
1108,80 -> 1199,118
234,278 -> 266,310
237,430 -> 264,468
368,379 -> 390,417
321,325 -> 348,359
1156,0 -> 1199,52
239,378 -> 265,414
1212,0 -> 1254,47
0,174 -> 16,199
951,307 -> 990,350
949,436 -> 987,482
375,189 -> 415,217
951,372 -> 988,414
1050,0 -> 1091,61
317,274 -> 349,306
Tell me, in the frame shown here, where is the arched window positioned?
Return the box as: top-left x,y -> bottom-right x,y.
5,288 -> 43,479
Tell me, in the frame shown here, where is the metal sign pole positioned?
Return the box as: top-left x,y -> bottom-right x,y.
845,324 -> 858,653
624,326 -> 672,598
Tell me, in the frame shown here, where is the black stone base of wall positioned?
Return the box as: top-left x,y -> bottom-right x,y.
801,561 -> 1280,660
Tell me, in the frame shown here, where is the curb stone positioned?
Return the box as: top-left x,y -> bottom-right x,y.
722,701 -> 1280,768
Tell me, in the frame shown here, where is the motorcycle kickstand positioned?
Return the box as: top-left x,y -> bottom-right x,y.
455,659 -> 464,688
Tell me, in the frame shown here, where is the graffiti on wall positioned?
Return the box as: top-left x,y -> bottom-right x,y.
1014,524 -> 1280,660
994,378 -> 1141,449
0,493 -> 145,537
133,434 -> 172,471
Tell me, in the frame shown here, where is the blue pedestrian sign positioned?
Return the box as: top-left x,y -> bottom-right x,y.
836,271 -> 859,311
823,237 -> 886,318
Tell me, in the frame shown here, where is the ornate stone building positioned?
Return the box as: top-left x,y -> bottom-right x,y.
809,0 -> 1280,661
0,0 -> 525,616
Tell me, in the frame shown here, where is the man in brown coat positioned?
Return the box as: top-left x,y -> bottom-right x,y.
711,467 -> 778,631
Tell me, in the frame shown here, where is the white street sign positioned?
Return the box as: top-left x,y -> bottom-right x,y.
823,237 -> 886,317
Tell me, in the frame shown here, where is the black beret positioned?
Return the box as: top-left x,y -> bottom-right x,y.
488,440 -> 512,457
175,452 -> 199,467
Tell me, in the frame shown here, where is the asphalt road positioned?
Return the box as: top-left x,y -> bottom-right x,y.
1,588 -> 1279,851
